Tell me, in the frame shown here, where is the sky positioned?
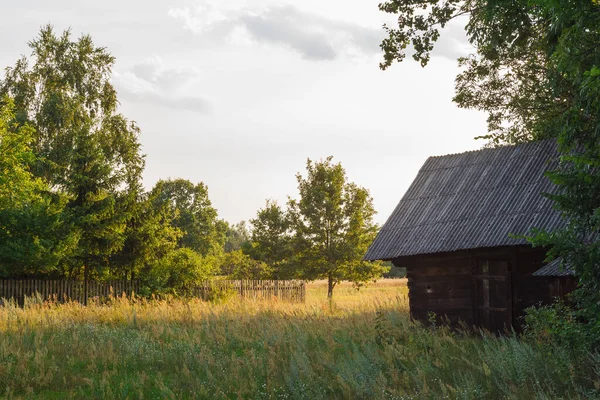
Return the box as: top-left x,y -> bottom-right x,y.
1,0 -> 488,225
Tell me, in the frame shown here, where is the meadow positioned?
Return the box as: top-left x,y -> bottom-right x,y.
0,280 -> 598,399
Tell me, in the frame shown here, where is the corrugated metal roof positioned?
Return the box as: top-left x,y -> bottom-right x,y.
533,258 -> 575,277
365,140 -> 564,260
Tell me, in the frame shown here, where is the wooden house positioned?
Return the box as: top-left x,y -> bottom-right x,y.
364,140 -> 576,332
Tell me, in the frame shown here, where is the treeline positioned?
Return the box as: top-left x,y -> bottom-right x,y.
0,26 -> 386,297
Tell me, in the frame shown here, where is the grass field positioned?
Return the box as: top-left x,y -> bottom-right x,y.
0,279 -> 598,399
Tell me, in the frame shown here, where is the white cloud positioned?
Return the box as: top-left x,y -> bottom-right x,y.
113,56 -> 212,114
167,3 -> 231,34
168,3 -> 384,61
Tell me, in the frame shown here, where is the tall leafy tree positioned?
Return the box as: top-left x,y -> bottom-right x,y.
150,179 -> 225,256
0,26 -> 145,281
248,200 -> 293,278
379,0 -> 600,337
288,157 -> 388,298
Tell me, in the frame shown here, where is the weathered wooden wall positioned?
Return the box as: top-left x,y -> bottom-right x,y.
400,255 -> 474,326
393,246 -> 576,331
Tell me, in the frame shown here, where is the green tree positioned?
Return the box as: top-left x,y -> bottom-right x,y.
247,200 -> 293,278
0,26 -> 145,282
219,250 -> 273,279
148,247 -> 218,295
110,187 -> 181,281
224,221 -> 251,253
0,99 -> 74,277
150,179 -> 225,256
378,0 -> 600,338
288,157 -> 388,298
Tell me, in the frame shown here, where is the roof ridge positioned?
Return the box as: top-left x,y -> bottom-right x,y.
426,138 -> 556,160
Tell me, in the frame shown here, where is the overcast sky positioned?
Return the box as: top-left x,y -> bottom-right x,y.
1,0 -> 487,225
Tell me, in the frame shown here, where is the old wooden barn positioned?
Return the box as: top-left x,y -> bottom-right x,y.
364,140 -> 576,332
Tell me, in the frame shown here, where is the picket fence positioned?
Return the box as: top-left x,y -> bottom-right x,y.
188,280 -> 306,303
0,279 -> 139,305
0,279 -> 305,305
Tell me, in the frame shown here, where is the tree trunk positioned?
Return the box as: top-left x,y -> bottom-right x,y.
327,275 -> 334,298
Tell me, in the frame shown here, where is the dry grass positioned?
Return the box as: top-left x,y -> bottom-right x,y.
0,280 -> 597,399
305,278 -> 407,307
306,278 -> 407,289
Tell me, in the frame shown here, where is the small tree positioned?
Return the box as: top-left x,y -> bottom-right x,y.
288,157 -> 388,298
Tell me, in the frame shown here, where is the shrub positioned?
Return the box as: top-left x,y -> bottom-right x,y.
144,248 -> 218,295
203,283 -> 239,303
523,300 -> 590,352
219,250 -> 273,279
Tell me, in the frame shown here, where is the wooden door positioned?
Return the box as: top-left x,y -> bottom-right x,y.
472,260 -> 512,333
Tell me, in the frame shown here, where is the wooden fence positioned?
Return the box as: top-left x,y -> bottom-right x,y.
0,279 -> 305,305
0,279 -> 139,305
187,280 -> 306,303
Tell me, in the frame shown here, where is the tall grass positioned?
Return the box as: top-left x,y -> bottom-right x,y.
0,281 -> 598,399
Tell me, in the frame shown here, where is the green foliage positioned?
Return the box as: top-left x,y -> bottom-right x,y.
202,284 -> 240,303
288,157 -> 389,297
0,100 -> 43,207
248,158 -> 388,294
219,250 -> 273,279
379,0 -> 464,68
147,248 -> 218,295
0,99 -> 75,276
0,25 -> 145,279
151,179 -> 224,257
0,27 -> 227,294
247,200 -> 294,278
223,221 -> 251,253
524,300 -> 590,352
110,188 -> 181,281
383,263 -> 406,278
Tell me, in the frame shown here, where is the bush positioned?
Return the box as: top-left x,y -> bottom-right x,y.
144,248 -> 218,295
219,250 -> 273,279
523,300 -> 590,352
203,283 -> 239,303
